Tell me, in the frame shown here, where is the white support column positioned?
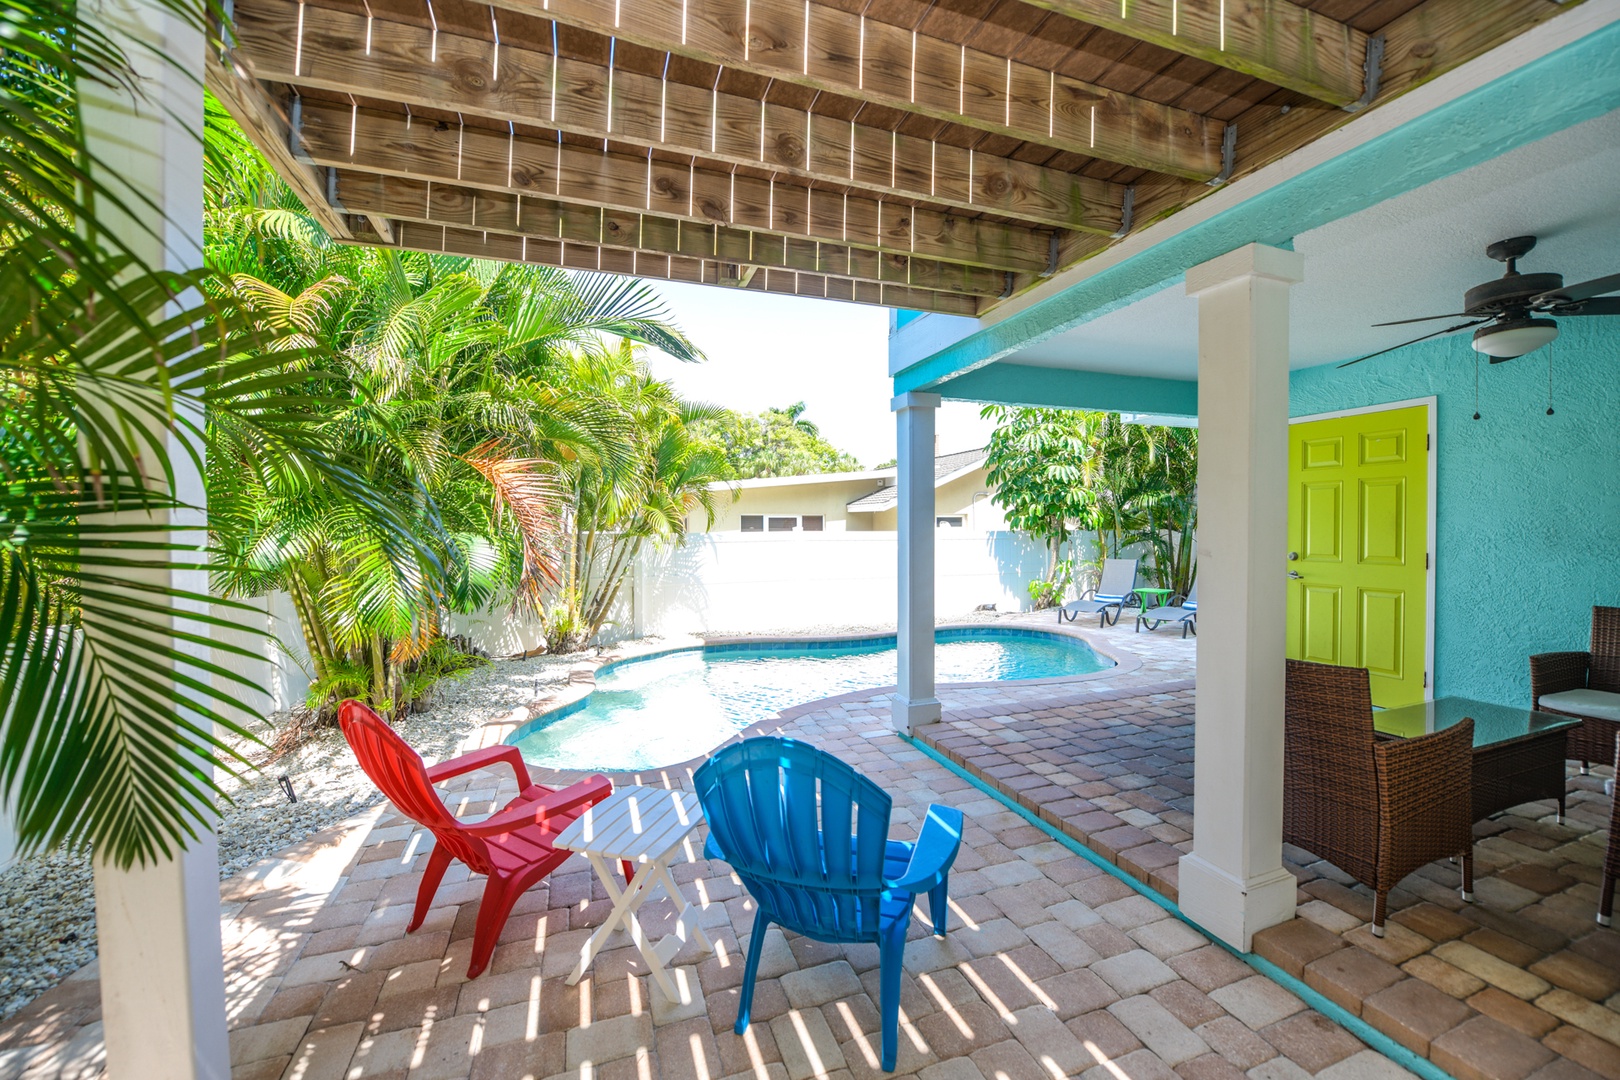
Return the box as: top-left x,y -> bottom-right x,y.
1177,244 -> 1304,951
82,0 -> 231,1076
892,392 -> 943,734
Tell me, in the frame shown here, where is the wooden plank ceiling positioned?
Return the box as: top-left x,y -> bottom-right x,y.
212,0 -> 1572,316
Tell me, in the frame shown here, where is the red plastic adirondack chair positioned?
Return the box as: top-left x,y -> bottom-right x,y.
338,700 -> 615,978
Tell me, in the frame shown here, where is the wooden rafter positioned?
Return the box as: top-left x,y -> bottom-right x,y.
291,99 -> 1056,273
234,0 -> 1124,233
347,218 -> 983,315
332,170 -> 1015,296
523,0 -> 1223,178
273,0 -> 1223,179
1019,0 -> 1369,107
205,50 -> 352,239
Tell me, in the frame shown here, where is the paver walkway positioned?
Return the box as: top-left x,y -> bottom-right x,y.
915,625 -> 1620,1080
0,620 -> 1411,1080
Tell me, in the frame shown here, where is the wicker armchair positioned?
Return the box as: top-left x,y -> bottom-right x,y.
1602,734 -> 1618,927
1530,606 -> 1620,772
1284,660 -> 1475,936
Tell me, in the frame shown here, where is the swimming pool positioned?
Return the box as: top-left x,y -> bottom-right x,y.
506,627 -> 1111,771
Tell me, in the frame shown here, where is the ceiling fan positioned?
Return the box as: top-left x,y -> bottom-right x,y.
1340,235 -> 1620,368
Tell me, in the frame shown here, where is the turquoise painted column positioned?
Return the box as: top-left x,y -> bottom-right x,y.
1177,244 -> 1303,951
893,392 -> 943,733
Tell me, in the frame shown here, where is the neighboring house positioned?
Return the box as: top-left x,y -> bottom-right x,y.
698,448 -> 1006,533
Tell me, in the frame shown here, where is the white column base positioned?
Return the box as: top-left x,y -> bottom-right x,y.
1177,855 -> 1297,952
94,836 -> 231,1080
891,694 -> 943,734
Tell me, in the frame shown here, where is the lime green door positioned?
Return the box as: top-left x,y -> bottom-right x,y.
1286,405 -> 1429,707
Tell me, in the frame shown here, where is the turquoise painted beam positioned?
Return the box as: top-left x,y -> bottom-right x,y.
933,363 -> 1198,416
893,14 -> 1620,396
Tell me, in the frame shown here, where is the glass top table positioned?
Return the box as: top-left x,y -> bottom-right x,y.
1373,697 -> 1581,821
1374,696 -> 1581,748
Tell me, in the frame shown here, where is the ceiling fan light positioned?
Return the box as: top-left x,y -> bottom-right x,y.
1472,318 -> 1559,359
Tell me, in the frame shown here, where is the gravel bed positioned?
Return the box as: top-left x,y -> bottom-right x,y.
0,612 -> 1023,1021
0,648 -> 593,1022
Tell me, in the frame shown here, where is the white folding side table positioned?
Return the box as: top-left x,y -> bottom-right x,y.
554,784 -> 713,1000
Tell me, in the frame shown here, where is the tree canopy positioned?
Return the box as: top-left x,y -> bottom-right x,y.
694,402 -> 862,478
982,407 -> 1198,599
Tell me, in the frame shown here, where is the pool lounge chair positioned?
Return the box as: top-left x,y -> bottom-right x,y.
1059,558 -> 1138,627
1137,581 -> 1197,638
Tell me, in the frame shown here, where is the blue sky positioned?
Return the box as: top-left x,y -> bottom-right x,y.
641,282 -> 994,467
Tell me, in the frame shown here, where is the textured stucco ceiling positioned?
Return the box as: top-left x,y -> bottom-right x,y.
1003,106 -> 1620,381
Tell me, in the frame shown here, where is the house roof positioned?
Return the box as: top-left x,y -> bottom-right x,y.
845,449 -> 987,513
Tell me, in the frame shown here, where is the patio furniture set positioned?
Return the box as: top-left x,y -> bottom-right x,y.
339,697 -> 964,1074
1285,605 -> 1620,934
330,605 -> 1616,1073
1059,557 -> 1198,637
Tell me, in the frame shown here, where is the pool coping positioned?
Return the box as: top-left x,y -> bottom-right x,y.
476,618 -> 1142,789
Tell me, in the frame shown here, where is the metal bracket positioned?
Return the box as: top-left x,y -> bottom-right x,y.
1110,185 -> 1136,239
216,0 -> 238,57
1038,231 -> 1061,277
1345,34 -> 1385,113
999,271 -> 1015,299
1206,124 -> 1237,187
287,94 -> 315,165
326,167 -> 346,212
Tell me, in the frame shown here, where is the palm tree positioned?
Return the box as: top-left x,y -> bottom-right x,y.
0,0 -> 419,865
542,340 -> 729,651
204,107 -> 708,713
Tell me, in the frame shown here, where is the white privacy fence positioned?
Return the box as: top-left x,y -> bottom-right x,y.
626,529 -> 1053,637
212,528 -> 1145,722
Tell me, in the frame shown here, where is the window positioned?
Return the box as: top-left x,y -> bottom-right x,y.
801,515 -> 824,532
937,516 -> 965,528
741,515 -> 764,532
768,517 -> 797,531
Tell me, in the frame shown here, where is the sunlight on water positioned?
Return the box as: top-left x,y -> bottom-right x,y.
509,631 -> 1109,771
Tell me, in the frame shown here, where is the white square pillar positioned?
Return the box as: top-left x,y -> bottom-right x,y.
892,392 -> 942,733
1177,244 -> 1304,951
82,0 -> 231,1076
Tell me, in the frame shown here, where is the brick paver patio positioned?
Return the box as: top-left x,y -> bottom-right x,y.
915,626 -> 1619,1080
0,619 -> 1612,1080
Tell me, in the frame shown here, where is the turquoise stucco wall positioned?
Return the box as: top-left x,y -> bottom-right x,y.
1289,317 -> 1620,707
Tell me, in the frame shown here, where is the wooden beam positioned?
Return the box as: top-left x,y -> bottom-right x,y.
342,218 -> 983,315
511,0 -> 1224,177
1216,0 -> 1570,192
332,170 -> 1015,296
205,48 -> 352,239
985,0 -> 1568,313
1016,0 -> 1368,106
234,0 -> 1123,234
243,0 -> 1222,179
289,99 -> 1054,273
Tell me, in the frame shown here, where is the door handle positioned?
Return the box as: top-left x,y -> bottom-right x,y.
1288,570 -> 1303,579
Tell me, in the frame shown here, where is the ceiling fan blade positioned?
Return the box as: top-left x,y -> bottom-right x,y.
1548,296 -> 1620,316
1338,320 -> 1488,369
1370,312 -> 1473,327
1532,271 -> 1620,306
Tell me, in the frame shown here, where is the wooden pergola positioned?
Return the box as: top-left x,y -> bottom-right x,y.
212,0 -> 1569,315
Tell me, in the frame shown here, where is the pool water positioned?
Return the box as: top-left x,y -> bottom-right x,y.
507,628 -> 1110,771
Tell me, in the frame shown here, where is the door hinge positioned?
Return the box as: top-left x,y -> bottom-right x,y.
1426,433 -> 1431,451
1423,671 -> 1429,688
1425,552 -> 1430,570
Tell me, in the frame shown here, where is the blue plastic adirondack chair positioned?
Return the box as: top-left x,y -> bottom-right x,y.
693,737 -> 964,1072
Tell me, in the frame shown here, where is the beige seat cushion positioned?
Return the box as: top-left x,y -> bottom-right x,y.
1538,689 -> 1620,722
